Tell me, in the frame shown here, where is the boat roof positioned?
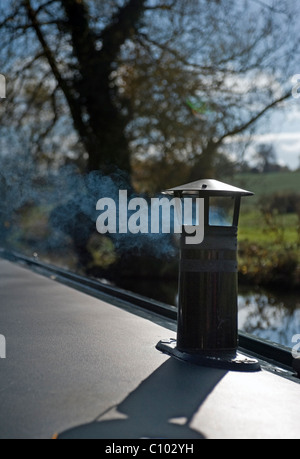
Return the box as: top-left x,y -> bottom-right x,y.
0,255 -> 299,439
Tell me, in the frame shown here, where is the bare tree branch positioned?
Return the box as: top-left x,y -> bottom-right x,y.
217,91 -> 292,144
34,0 -> 59,16
33,85 -> 60,155
23,0 -> 88,146
250,0 -> 289,14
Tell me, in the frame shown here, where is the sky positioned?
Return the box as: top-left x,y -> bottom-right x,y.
243,1 -> 300,171
252,94 -> 300,170
219,0 -> 300,171
224,80 -> 300,170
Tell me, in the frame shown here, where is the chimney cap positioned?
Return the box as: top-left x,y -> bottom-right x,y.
164,178 -> 254,197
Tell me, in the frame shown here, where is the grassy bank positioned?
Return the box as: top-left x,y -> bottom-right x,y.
231,171 -> 299,290
230,171 -> 300,208
3,171 -> 300,291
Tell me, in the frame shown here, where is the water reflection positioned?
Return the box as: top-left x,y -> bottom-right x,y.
114,278 -> 300,350
238,288 -> 300,349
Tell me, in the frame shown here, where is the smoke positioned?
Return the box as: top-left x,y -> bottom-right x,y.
209,207 -> 232,226
0,155 -> 177,263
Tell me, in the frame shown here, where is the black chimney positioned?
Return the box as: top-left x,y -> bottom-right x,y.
156,179 -> 260,372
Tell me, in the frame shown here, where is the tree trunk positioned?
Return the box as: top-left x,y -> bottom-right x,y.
61,0 -> 146,174
26,0 -> 147,174
189,140 -> 217,180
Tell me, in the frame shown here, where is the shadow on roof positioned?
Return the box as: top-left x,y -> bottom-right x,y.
57,357 -> 227,439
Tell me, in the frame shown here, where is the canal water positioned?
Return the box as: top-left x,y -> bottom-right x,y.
238,287 -> 300,349
115,278 -> 300,349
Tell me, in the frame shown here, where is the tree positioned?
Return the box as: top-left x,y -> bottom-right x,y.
1,0 -> 148,174
123,0 -> 298,184
254,143 -> 278,173
0,0 -> 298,181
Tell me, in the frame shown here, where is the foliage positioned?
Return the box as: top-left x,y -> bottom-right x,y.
238,242 -> 299,289
238,184 -> 300,290
252,143 -> 278,173
259,192 -> 300,215
230,171 -> 300,209
0,0 -> 299,180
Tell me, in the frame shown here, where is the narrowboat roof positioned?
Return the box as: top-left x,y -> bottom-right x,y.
0,255 -> 299,439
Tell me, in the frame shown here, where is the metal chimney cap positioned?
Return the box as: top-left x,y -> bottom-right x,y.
164,179 -> 254,197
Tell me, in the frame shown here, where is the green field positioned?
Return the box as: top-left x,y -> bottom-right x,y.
238,211 -> 298,246
222,171 -> 299,243
227,171 -> 300,289
230,171 -> 300,209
